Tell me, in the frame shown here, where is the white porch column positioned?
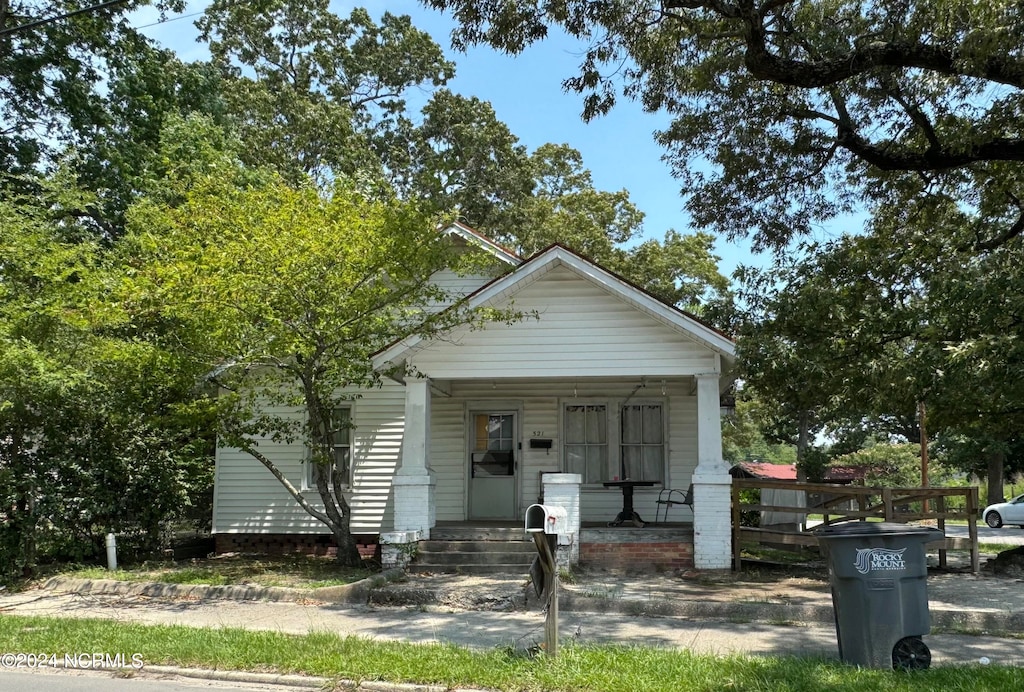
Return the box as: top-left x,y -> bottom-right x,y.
692,372 -> 732,569
392,378 -> 435,538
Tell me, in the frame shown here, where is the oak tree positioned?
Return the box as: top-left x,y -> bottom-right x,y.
426,0 -> 1024,252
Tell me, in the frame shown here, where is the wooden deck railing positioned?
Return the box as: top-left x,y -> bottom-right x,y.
730,479 -> 980,573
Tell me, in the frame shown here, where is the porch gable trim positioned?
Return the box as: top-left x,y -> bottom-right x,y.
372,244 -> 735,371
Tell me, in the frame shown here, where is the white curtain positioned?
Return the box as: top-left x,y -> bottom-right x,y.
621,404 -> 664,481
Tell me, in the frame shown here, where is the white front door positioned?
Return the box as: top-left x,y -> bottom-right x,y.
468,411 -> 518,520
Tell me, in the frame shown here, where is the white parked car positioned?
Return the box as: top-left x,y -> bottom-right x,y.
983,494 -> 1024,528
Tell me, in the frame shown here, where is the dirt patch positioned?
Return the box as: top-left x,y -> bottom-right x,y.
562,563 -> 832,606
370,573 -> 531,611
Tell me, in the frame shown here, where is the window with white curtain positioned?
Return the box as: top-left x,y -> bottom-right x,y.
562,400 -> 666,484
563,404 -> 608,483
621,403 -> 664,482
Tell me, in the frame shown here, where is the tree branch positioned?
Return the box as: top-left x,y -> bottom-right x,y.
878,74 -> 941,150
836,127 -> 1024,171
970,194 -> 1024,252
665,0 -> 741,16
744,37 -> 1024,89
757,0 -> 797,16
781,107 -> 840,126
238,441 -> 332,526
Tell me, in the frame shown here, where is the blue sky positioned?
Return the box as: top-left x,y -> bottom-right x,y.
132,0 -> 788,282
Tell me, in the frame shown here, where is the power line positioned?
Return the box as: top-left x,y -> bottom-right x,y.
134,7 -> 209,31
132,0 -> 252,33
0,0 -> 134,38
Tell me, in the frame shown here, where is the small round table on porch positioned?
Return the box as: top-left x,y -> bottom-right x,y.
603,480 -> 658,527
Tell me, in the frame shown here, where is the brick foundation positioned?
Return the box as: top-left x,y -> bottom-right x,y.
214,533 -> 380,561
580,541 -> 694,570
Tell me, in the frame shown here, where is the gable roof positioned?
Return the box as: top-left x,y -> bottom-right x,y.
372,242 -> 735,371
444,221 -> 522,266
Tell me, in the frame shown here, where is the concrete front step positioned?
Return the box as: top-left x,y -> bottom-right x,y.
418,540 -> 535,554
429,527 -> 526,541
413,532 -> 539,574
407,562 -> 534,575
415,551 -> 535,567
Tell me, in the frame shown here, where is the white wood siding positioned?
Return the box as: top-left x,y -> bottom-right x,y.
212,399 -> 316,534
431,396 -> 467,522
430,267 -> 496,299
214,378 -> 701,534
348,381 -> 405,532
409,266 -> 718,378
423,237 -> 512,312
213,381 -> 405,534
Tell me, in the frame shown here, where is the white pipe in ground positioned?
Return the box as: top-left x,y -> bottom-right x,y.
105,533 -> 117,571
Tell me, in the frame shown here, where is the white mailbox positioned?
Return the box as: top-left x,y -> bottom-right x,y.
525,503 -> 568,534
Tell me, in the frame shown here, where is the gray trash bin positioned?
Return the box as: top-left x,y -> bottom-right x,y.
815,522 -> 944,670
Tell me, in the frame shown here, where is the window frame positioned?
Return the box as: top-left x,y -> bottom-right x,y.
560,397 -> 668,486
561,400 -> 611,485
619,401 -> 666,483
304,406 -> 354,492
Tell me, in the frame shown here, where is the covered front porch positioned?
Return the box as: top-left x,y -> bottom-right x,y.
427,377 -> 714,521
373,245 -> 736,570
381,374 -> 724,569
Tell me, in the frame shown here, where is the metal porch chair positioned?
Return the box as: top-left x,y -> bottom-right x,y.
655,483 -> 694,523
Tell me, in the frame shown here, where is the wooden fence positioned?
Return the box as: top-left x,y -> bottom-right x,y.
731,479 -> 980,572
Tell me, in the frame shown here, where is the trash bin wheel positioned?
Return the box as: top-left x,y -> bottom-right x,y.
892,636 -> 931,670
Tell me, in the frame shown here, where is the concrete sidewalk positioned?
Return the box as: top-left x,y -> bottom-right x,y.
2,587 -> 1023,668
3,566 -> 1024,669
369,565 -> 1024,633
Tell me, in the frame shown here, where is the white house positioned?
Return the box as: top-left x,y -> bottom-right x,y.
212,223 -> 736,569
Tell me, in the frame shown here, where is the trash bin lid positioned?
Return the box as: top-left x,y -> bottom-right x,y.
814,521 -> 944,539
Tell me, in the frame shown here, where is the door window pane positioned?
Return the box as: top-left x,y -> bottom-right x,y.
475,413 -> 514,451
472,413 -> 515,478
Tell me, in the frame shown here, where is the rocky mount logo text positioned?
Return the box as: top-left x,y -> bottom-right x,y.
853,547 -> 907,574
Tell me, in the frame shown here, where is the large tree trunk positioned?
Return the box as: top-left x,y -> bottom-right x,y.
331,524 -> 363,567
312,463 -> 363,567
12,431 -> 37,577
988,448 -> 1006,505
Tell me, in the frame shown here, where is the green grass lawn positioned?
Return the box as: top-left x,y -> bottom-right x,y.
57,555 -> 374,590
0,615 -> 1017,692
